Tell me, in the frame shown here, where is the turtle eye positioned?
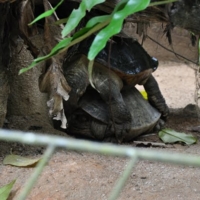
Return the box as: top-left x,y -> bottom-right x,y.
151,57 -> 158,71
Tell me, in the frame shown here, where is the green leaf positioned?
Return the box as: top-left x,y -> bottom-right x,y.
61,0 -> 105,38
0,180 -> 16,200
19,37 -> 72,74
29,0 -> 64,25
159,129 -> 197,145
54,17 -> 69,25
86,15 -> 111,28
60,19 -> 110,56
20,0 -> 149,74
3,155 -> 41,167
72,26 -> 94,41
88,0 -> 150,60
72,15 -> 111,41
72,17 -> 110,42
88,60 -> 95,88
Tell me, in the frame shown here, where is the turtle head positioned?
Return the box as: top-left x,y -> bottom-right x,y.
151,57 -> 159,72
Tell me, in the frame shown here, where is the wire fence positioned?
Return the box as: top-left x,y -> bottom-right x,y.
1,129 -> 200,200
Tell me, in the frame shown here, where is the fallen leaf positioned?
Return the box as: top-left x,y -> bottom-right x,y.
3,155 -> 41,167
0,180 -> 16,200
159,128 -> 197,145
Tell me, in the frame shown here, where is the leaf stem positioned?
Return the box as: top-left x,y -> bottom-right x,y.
60,18 -> 111,54
149,0 -> 178,7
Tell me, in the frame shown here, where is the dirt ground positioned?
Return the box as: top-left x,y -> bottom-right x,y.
0,61 -> 200,200
1,23 -> 200,199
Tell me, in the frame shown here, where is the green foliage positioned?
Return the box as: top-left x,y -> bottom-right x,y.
86,15 -> 111,28
20,0 -> 150,74
0,180 -> 16,200
20,0 -> 177,74
61,0 -> 105,38
88,0 -> 150,60
29,0 -> 64,25
19,38 -> 72,74
88,60 -> 95,88
159,128 -> 197,145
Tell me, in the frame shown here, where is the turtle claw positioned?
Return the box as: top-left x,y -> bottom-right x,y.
109,121 -> 131,143
161,105 -> 169,120
154,119 -> 165,132
148,95 -> 169,121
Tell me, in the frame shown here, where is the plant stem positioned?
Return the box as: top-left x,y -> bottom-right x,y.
149,0 -> 178,7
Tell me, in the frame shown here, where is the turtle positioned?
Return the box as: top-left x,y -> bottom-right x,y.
63,35 -> 169,142
66,86 -> 162,142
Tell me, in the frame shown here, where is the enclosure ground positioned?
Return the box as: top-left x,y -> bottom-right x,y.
1,62 -> 200,200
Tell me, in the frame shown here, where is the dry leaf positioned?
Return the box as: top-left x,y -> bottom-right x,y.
3,155 -> 41,167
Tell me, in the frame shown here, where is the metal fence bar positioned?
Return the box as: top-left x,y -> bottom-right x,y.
109,156 -> 138,200
1,129 -> 200,167
1,129 -> 200,200
16,145 -> 56,200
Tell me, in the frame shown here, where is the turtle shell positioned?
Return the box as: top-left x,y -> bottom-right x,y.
77,35 -> 158,75
68,87 -> 161,141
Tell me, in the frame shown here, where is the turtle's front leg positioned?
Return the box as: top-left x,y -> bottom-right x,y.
63,55 -> 90,112
92,64 -> 132,142
144,75 -> 169,119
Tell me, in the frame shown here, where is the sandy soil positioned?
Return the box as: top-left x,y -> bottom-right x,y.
151,62 -> 196,108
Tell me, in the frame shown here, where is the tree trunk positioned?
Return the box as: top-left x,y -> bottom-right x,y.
0,4 -> 10,127
0,70 -> 9,127
7,35 -> 50,123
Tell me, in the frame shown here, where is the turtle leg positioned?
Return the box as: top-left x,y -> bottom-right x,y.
92,63 -> 132,142
63,55 -> 90,112
144,74 -> 169,119
154,118 -> 165,131
90,113 -> 119,143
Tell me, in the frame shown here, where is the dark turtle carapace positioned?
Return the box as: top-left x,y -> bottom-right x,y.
67,87 -> 162,142
63,36 -> 169,142
77,36 -> 159,86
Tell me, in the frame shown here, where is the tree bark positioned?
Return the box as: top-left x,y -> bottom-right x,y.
7,36 -> 49,120
0,4 -> 10,127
